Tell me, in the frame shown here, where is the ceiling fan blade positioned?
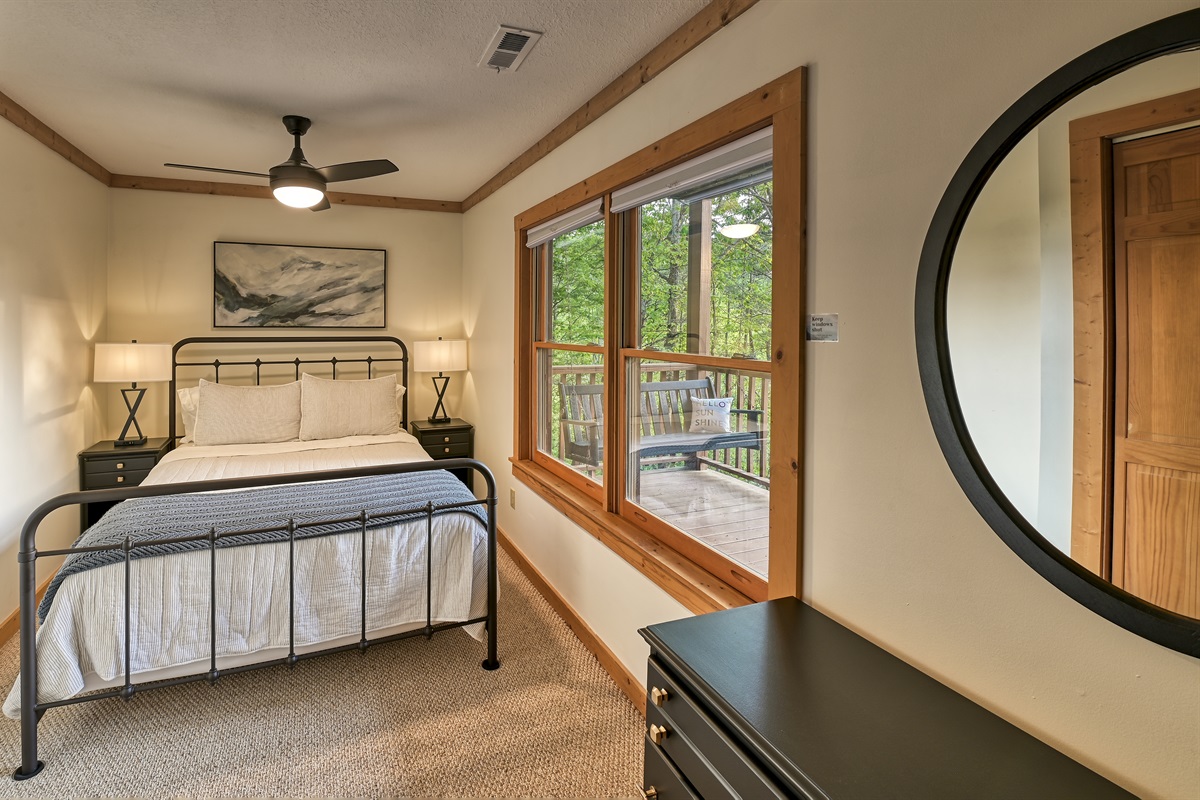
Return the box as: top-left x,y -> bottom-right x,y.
164,163 -> 270,179
310,196 -> 332,212
317,159 -> 398,183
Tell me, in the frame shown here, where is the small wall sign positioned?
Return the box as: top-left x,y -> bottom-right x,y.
807,313 -> 839,342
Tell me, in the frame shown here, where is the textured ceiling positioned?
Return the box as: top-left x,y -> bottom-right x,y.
0,0 -> 709,201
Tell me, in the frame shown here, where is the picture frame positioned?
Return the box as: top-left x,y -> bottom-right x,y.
213,241 -> 386,328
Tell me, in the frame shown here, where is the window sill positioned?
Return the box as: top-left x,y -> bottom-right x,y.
510,458 -> 757,615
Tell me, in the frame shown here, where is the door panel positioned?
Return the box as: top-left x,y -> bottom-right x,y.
1112,126 -> 1200,616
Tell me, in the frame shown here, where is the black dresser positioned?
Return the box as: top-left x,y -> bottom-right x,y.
639,598 -> 1135,799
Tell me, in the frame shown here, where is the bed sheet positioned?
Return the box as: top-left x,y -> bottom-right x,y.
4,434 -> 488,718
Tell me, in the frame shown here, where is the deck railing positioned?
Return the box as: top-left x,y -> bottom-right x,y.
541,361 -> 771,486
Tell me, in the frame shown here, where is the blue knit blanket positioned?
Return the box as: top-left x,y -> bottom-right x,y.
40,471 -> 483,621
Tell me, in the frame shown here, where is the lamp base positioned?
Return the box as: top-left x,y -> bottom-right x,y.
426,415 -> 453,424
113,436 -> 148,447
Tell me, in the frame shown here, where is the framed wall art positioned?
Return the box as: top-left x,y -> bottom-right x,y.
213,241 -> 386,328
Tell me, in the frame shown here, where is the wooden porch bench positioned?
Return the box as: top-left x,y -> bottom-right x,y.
559,378 -> 763,476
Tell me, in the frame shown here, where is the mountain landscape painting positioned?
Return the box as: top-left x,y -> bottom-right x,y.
214,242 -> 386,328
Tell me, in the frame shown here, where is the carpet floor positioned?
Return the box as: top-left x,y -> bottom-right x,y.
0,551 -> 644,798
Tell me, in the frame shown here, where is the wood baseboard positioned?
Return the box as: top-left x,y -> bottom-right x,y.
498,527 -> 647,717
0,574 -> 55,647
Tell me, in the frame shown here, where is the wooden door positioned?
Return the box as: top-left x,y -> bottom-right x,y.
1110,126 -> 1200,617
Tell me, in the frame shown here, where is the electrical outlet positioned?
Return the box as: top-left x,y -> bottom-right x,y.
509,489 -> 516,509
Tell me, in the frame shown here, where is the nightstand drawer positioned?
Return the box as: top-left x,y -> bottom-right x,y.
85,468 -> 152,489
418,429 -> 472,447
430,442 -> 471,458
83,454 -> 159,475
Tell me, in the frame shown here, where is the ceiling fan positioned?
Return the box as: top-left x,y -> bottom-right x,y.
165,115 -> 398,211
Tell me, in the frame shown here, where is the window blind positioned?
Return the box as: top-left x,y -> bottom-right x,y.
609,127 -> 773,213
525,198 -> 604,249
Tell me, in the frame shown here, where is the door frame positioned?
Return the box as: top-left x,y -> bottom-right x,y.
1068,88 -> 1200,577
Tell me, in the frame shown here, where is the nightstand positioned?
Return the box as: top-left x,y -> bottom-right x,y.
78,437 -> 171,530
410,418 -> 474,492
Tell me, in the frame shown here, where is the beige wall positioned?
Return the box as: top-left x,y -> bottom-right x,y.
0,119 -> 108,617
105,189 -> 464,437
460,2 -> 1200,798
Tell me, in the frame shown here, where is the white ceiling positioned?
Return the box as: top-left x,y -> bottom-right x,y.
0,0 -> 709,202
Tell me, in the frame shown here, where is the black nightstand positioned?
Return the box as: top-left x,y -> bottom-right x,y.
410,418 -> 474,492
78,438 -> 171,530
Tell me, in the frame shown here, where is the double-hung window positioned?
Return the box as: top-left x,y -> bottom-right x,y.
515,71 -> 805,608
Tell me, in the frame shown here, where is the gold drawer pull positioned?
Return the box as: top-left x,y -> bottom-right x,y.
648,723 -> 668,745
116,462 -> 125,470
640,787 -> 658,799
443,436 -> 451,442
650,686 -> 669,706
444,447 -> 450,453
116,476 -> 125,484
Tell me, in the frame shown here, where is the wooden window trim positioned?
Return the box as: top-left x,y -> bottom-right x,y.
513,69 -> 806,611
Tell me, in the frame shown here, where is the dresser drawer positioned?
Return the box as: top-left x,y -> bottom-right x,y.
84,468 -> 152,489
83,454 -> 159,475
643,733 -> 700,800
647,659 -> 791,800
427,442 -> 471,458
418,429 -> 472,447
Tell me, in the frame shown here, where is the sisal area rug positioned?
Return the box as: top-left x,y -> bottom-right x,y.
0,551 -> 643,798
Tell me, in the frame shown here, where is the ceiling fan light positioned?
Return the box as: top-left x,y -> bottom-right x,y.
272,184 -> 325,208
718,223 -> 760,239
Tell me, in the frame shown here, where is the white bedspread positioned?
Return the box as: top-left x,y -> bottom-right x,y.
4,433 -> 488,718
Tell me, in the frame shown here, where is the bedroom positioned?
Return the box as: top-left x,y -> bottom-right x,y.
0,1 -> 1197,798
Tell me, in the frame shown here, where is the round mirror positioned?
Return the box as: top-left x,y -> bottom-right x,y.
916,8 -> 1200,656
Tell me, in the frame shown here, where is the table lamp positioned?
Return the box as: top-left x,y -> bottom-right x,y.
94,341 -> 172,446
412,338 -> 467,424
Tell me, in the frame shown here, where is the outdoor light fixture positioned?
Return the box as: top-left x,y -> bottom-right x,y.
412,338 -> 468,424
718,223 -> 760,239
94,341 -> 172,446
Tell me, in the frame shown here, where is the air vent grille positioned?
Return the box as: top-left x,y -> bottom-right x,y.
478,25 -> 543,73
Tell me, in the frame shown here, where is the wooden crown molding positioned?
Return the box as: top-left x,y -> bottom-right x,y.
461,0 -> 761,212
0,88 -> 111,185
3,0 -> 759,215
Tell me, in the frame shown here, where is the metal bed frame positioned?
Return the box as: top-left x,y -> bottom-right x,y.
13,336 -> 499,781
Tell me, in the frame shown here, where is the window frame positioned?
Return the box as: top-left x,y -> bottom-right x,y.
513,69 -> 806,612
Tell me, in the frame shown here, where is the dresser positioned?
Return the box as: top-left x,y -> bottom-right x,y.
78,437 -> 171,530
410,418 -> 474,491
639,598 -> 1135,799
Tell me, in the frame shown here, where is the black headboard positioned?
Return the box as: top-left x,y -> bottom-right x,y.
168,335 -> 409,443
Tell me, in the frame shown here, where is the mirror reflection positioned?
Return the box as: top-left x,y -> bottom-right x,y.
948,51 -> 1200,619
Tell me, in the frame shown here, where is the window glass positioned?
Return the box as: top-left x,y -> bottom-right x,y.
638,179 -> 773,360
547,220 -> 605,346
624,356 -> 771,578
537,348 -> 605,483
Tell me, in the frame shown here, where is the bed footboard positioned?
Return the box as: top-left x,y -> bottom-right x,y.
11,458 -> 498,781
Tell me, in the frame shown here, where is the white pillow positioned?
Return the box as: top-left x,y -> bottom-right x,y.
193,379 -> 302,446
177,385 -> 200,443
689,396 -> 734,434
299,373 -> 401,440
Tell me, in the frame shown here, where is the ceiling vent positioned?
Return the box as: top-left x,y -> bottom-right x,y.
478,25 -> 543,73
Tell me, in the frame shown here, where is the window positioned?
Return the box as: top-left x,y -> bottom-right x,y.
515,70 -> 805,609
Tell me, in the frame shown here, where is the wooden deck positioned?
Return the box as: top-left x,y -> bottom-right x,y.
634,468 -> 769,577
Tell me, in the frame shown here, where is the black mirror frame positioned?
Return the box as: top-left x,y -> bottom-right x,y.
915,8 -> 1200,658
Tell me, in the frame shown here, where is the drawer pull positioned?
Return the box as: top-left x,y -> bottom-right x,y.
443,436 -> 451,443
444,447 -> 450,454
116,476 -> 125,484
640,787 -> 658,799
650,686 -> 669,706
116,462 -> 124,470
648,723 -> 669,745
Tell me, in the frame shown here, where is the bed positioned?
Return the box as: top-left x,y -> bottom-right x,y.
9,336 -> 498,781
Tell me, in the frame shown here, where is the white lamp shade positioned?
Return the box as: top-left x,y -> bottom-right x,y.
94,343 -> 172,383
412,339 -> 468,373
